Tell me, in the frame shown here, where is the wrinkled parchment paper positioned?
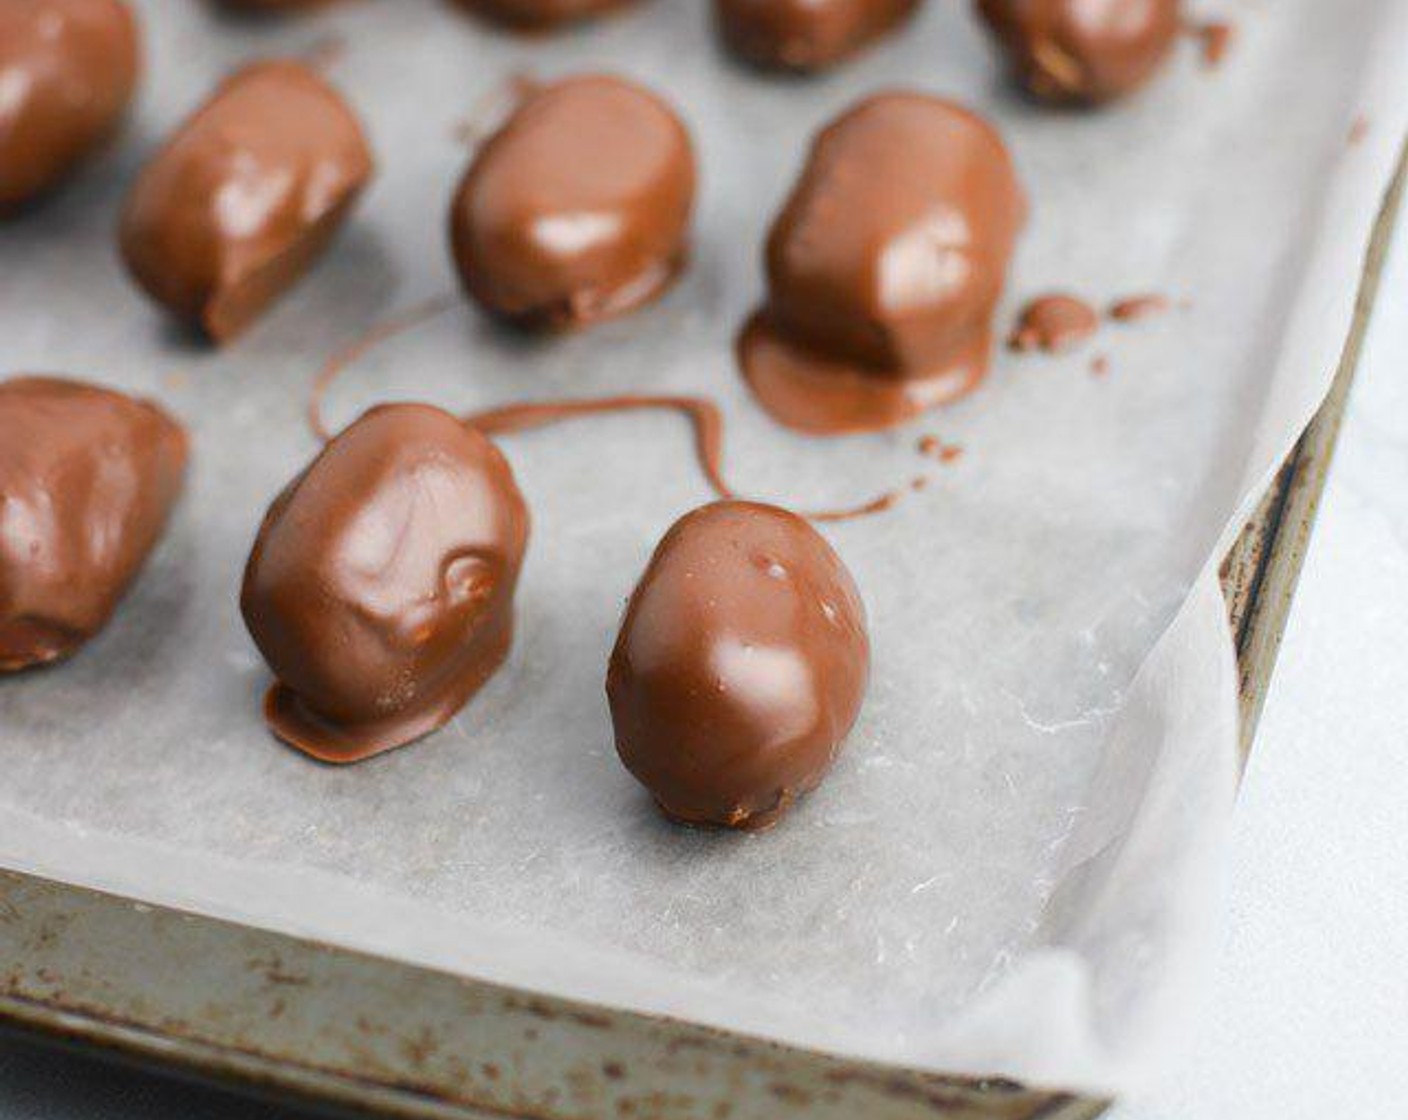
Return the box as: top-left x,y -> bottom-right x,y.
1,0 -> 1405,1094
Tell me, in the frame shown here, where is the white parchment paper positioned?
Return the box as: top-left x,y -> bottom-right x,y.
1,0 -> 1405,1094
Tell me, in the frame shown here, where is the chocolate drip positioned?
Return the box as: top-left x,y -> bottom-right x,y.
307,302 -> 904,525
1009,294 -> 1099,352
307,295 -> 459,442
462,396 -> 902,523
1186,18 -> 1233,69
1108,294 -> 1170,322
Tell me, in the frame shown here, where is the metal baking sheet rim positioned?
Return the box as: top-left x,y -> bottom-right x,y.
0,143 -> 1402,1120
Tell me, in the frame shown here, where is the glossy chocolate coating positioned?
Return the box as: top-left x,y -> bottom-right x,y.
715,0 -> 919,72
608,501 -> 869,830
241,404 -> 529,763
0,0 -> 140,211
975,0 -> 1181,104
450,75 -> 695,331
119,60 -> 374,343
738,93 -> 1025,435
0,377 -> 188,671
450,0 -> 634,30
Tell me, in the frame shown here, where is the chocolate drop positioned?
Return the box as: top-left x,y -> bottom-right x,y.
608,501 -> 869,830
738,93 -> 1025,435
1008,293 -> 1099,352
449,75 -> 696,331
241,404 -> 529,763
0,377 -> 188,670
0,0 -> 140,211
975,0 -> 1181,104
119,60 -> 374,343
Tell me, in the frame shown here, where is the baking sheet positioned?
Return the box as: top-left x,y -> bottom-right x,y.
1,0 -> 1405,1095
